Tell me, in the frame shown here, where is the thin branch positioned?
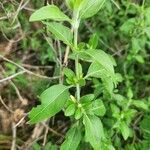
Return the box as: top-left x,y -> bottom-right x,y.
0,55 -> 60,82
42,122 -> 64,138
22,64 -> 53,69
0,71 -> 26,83
11,122 -> 16,150
14,113 -> 28,128
10,81 -> 24,103
0,95 -> 14,113
11,0 -> 24,25
0,66 -> 25,103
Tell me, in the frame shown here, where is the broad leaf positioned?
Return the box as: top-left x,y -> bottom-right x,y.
61,125 -> 81,150
79,0 -> 106,19
90,99 -> 106,117
83,50 -> 115,75
83,115 -> 104,149
132,100 -> 148,110
86,62 -> 108,78
29,84 -> 70,124
120,121 -> 130,140
45,22 -> 73,46
29,5 -> 71,22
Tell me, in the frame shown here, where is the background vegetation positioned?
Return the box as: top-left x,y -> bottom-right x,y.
0,0 -> 149,149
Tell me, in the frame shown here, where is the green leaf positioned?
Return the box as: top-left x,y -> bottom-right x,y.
140,116 -> 150,140
29,84 -> 70,124
135,55 -> 145,64
29,5 -> 71,22
45,22 -> 73,46
65,0 -> 75,9
33,142 -> 41,150
102,76 -> 114,96
83,50 -> 115,75
44,142 -> 52,150
120,121 -> 130,140
88,34 -> 99,49
90,99 -> 106,116
111,104 -> 120,118
144,7 -> 150,26
75,108 -> 83,120
120,18 -> 136,36
132,100 -> 148,110
64,68 -> 75,79
44,142 -> 58,150
131,38 -> 141,54
86,62 -> 107,78
79,0 -> 106,19
83,115 -> 104,149
65,104 -> 76,116
86,61 -> 115,96
61,125 -> 81,150
80,94 -> 94,103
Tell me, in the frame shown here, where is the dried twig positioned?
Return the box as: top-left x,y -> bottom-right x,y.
11,122 -> 16,150
0,71 -> 26,83
42,122 -> 64,138
0,96 -> 14,113
14,113 -> 28,128
0,54 -> 60,83
22,64 -> 53,69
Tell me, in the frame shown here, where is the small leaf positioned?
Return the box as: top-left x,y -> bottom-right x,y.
79,0 -> 106,19
44,142 -> 58,150
65,104 -> 76,116
33,142 -> 41,150
88,34 -> 99,49
64,68 -> 75,79
75,108 -> 83,120
80,94 -> 94,103
111,104 -> 120,118
29,5 -> 71,22
132,100 -> 148,110
120,18 -> 136,35
131,38 -> 141,54
120,121 -> 130,140
61,125 -> 81,150
83,115 -> 104,149
127,88 -> 133,99
29,84 -> 70,124
135,55 -> 145,64
45,22 -> 73,46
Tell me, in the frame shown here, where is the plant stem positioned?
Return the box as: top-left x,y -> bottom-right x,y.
73,11 -> 80,101
75,55 -> 80,101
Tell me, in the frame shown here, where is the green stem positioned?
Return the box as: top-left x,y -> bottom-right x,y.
75,55 -> 80,101
73,10 -> 80,101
